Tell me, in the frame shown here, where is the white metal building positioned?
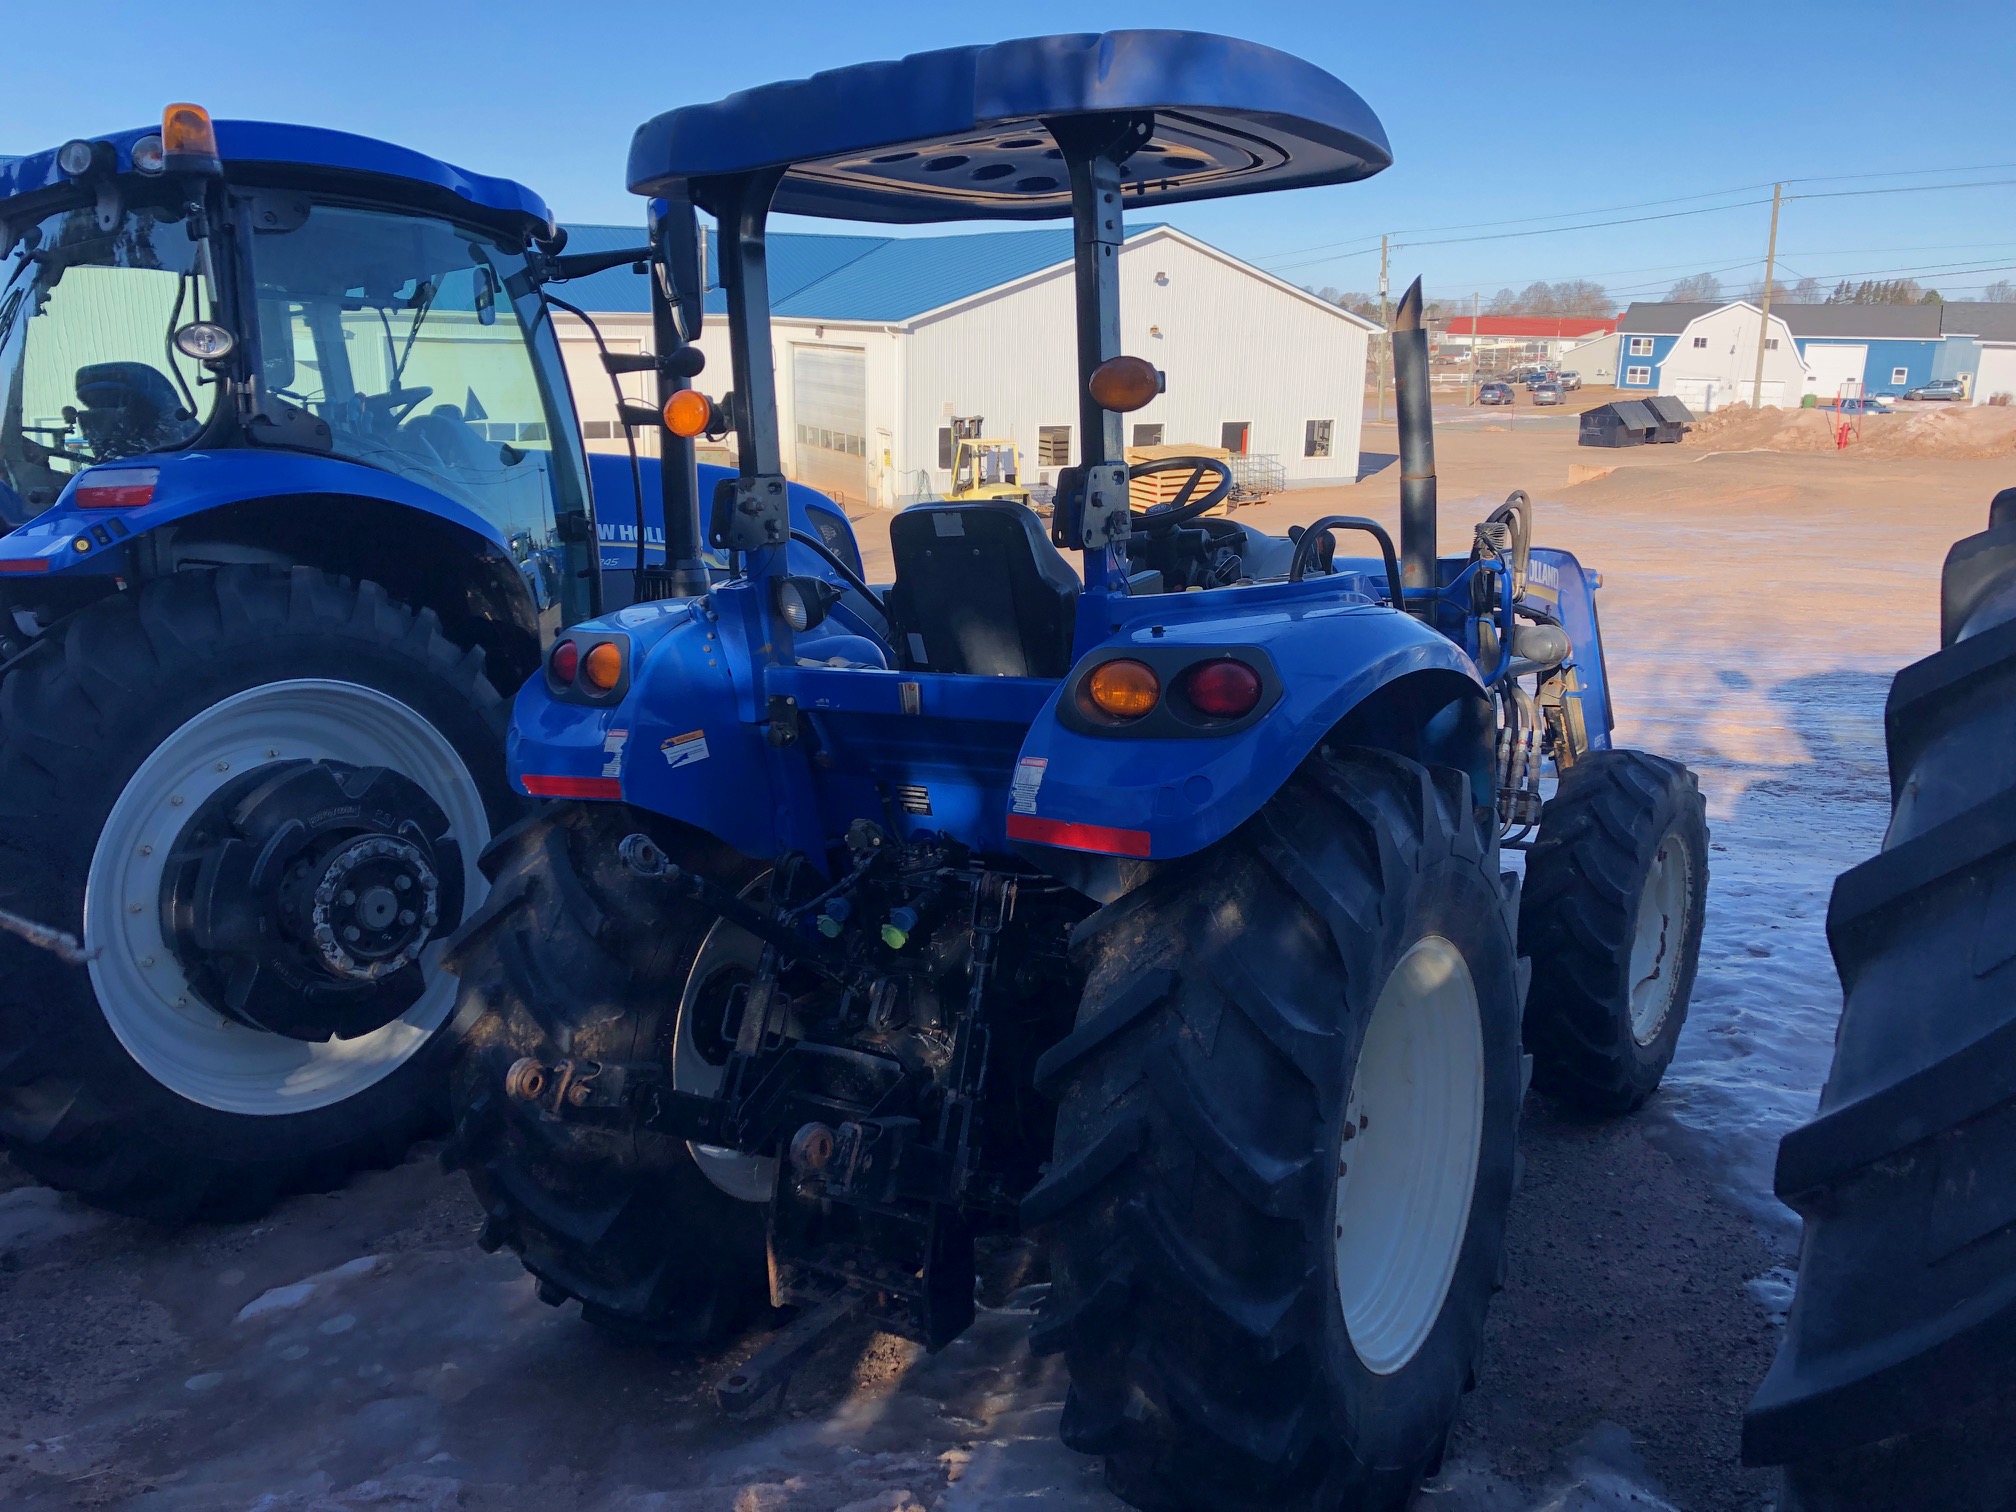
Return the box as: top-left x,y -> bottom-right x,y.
1630,302 -> 1808,412
552,223 -> 1375,510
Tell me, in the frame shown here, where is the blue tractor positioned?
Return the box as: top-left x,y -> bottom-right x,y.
441,32 -> 1709,1511
0,106 -> 856,1217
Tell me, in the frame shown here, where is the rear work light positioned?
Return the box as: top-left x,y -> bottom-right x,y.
75,467 -> 158,509
1182,658 -> 1263,720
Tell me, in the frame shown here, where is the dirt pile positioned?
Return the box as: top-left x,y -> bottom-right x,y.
1682,402 -> 2016,460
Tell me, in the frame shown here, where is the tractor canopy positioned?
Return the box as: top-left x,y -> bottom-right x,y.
625,30 -> 1391,222
0,120 -> 553,230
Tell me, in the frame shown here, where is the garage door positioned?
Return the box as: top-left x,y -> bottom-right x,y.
1803,344 -> 1867,400
791,345 -> 868,510
1670,378 -> 1719,413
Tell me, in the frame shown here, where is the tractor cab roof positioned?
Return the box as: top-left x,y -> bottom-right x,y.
0,119 -> 552,230
627,30 -> 1391,223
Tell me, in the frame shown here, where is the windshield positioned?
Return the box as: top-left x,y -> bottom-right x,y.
0,200 -> 220,525
248,201 -> 592,625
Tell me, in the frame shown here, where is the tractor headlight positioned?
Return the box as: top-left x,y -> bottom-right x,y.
172,322 -> 236,365
58,139 -> 111,178
131,135 -> 166,175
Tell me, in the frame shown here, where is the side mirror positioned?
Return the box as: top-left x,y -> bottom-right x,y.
474,261 -> 498,327
653,190 -> 705,344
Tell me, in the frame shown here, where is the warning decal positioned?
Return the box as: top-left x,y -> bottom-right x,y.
661,729 -> 711,769
601,728 -> 629,778
1009,757 -> 1047,815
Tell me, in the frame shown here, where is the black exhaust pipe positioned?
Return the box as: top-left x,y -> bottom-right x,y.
1392,277 -> 1436,615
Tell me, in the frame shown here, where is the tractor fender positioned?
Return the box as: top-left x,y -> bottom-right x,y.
1523,546 -> 1613,750
0,449 -> 512,578
1010,602 -> 1488,869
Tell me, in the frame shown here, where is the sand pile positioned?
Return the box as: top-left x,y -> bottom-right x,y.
1681,401 -> 2016,459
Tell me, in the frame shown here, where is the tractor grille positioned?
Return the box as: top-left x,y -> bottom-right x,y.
895,784 -> 933,816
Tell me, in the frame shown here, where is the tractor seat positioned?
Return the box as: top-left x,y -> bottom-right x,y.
886,503 -> 1078,677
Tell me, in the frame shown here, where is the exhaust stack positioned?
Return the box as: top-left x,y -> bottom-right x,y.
1392,277 -> 1436,614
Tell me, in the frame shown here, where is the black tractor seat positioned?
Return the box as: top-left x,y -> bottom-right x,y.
885,502 -> 1079,677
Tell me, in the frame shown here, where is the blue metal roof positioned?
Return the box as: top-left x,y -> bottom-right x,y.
0,121 -> 551,227
626,31 -> 1390,223
554,223 -> 1155,323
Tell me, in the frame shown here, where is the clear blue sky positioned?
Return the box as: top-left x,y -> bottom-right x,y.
11,1 -> 2015,307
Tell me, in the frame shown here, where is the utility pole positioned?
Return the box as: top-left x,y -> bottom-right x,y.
1470,291 -> 1481,404
1377,233 -> 1390,423
1751,182 -> 1783,409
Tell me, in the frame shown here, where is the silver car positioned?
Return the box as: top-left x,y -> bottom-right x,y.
1530,383 -> 1564,406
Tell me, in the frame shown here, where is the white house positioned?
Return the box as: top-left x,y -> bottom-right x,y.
1556,330 -> 1618,385
550,223 -> 1376,510
1975,342 -> 2016,407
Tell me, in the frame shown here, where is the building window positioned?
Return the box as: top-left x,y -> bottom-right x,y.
583,421 -> 611,439
1692,336 -> 1708,349
1891,367 -> 1909,384
1628,336 -> 1654,357
1304,419 -> 1334,459
937,427 -> 953,469
1221,421 -> 1251,455
1625,366 -> 1652,385
1765,339 -> 1779,351
1038,426 -> 1072,466
1132,423 -> 1164,447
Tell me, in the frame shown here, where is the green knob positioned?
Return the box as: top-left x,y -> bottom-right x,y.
881,923 -> 909,949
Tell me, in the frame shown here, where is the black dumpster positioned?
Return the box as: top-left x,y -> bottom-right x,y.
1579,400 -> 1659,448
1644,395 -> 1694,443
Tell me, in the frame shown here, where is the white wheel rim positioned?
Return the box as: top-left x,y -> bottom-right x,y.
1334,936 -> 1484,1376
84,680 -> 489,1115
1628,835 -> 1690,1045
674,902 -> 776,1204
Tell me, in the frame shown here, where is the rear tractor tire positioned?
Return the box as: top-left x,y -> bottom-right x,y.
1518,750 -> 1708,1115
0,565 -> 512,1220
1030,748 -> 1524,1512
443,802 -> 770,1345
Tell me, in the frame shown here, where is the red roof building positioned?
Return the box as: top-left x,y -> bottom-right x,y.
1440,315 -> 1618,339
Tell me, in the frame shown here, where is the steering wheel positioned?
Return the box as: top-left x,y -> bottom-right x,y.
1127,455 -> 1234,531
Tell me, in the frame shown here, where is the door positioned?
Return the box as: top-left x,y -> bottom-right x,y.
791,344 -> 869,509
1803,344 -> 1867,400
1670,378 -> 1717,413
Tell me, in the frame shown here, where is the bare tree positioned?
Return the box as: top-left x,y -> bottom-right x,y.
1982,279 -> 2016,303
1791,276 -> 1822,302
1666,272 -> 1724,303
1487,287 -> 1519,314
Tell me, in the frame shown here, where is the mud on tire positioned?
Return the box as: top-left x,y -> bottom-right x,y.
444,802 -> 769,1344
1518,749 -> 1708,1115
1029,748 -> 1523,1512
0,565 -> 510,1220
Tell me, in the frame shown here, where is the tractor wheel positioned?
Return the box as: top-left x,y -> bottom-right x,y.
1517,750 -> 1707,1115
443,802 -> 770,1345
0,566 -> 511,1220
1744,498 -> 2016,1507
1030,748 -> 1522,1512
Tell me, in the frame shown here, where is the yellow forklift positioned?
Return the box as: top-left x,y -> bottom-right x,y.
945,415 -> 1032,509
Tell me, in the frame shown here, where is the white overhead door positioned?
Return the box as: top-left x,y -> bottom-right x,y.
1670,378 -> 1719,413
791,345 -> 868,510
1803,344 -> 1867,400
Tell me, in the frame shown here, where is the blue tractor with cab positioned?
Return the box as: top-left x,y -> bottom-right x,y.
441,31 -> 1711,1512
0,105 -> 854,1217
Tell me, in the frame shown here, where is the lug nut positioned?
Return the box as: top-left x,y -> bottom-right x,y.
399,909 -> 416,926
339,889 -> 356,906
395,875 -> 412,891
343,925 -> 361,942
504,1058 -> 548,1100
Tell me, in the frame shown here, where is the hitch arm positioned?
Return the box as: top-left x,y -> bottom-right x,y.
618,834 -> 854,984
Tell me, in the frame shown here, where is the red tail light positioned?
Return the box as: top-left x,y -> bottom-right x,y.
548,640 -> 580,685
75,467 -> 158,509
1182,659 -> 1263,719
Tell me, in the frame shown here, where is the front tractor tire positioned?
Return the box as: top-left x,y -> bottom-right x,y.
443,803 -> 769,1345
1031,749 -> 1523,1512
0,566 -> 512,1219
1518,750 -> 1708,1115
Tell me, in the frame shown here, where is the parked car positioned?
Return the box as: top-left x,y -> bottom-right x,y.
1558,370 -> 1583,391
1902,379 -> 1967,402
1530,383 -> 1564,406
1525,371 -> 1560,390
1479,381 -> 1514,406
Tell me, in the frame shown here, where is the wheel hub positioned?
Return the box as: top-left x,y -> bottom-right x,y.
160,759 -> 464,1042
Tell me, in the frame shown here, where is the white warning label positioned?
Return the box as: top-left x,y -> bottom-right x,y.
601,728 -> 629,777
1009,756 -> 1047,815
661,729 -> 711,769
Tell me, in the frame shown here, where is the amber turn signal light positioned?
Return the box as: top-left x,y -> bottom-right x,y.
581,641 -> 624,692
1087,355 -> 1163,413
662,389 -> 718,438
1085,659 -> 1160,720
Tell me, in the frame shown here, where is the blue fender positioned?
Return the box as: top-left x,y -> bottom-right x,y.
1009,595 -> 1487,863
0,449 -> 512,578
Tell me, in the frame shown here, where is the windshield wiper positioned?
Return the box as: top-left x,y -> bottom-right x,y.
392,278 -> 438,387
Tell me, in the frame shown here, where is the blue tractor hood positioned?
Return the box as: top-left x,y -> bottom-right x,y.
626,30 -> 1391,222
0,119 -> 553,229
